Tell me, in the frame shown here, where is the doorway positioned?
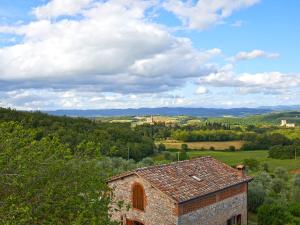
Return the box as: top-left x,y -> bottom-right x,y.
126,219 -> 144,225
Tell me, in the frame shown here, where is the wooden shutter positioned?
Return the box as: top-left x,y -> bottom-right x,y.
132,183 -> 144,210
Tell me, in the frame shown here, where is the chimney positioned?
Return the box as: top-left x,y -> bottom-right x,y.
236,164 -> 245,177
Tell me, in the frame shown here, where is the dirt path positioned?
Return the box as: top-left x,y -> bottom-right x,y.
290,168 -> 300,174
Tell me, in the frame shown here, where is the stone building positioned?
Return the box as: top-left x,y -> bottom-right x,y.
108,156 -> 252,225
280,120 -> 296,128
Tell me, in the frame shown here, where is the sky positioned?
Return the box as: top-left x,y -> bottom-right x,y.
0,0 -> 299,110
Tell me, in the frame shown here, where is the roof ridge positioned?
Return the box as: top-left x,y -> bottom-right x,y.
135,156 -> 213,172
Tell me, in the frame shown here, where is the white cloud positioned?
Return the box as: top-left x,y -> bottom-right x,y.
231,49 -> 280,61
199,64 -> 300,95
164,0 -> 260,30
0,0 -> 219,95
33,0 -> 93,19
195,86 -> 209,95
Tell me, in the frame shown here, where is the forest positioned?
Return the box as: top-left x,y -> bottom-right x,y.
0,108 -> 156,224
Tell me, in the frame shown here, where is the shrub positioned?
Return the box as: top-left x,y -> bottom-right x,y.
294,174 -> 300,187
243,158 -> 260,171
274,167 -> 289,181
248,182 -> 267,212
157,143 -> 166,152
257,204 -> 294,225
163,151 -> 172,160
181,143 -> 188,151
288,202 -> 300,217
228,145 -> 236,151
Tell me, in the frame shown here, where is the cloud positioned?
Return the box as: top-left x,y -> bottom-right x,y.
0,0 -> 220,95
164,0 -> 260,30
0,89 -> 195,110
32,0 -> 93,19
199,64 -> 300,95
231,49 -> 280,61
195,86 -> 209,95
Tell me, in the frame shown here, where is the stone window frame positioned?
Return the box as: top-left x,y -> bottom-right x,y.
131,182 -> 146,212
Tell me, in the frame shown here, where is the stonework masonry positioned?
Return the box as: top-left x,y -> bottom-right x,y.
178,193 -> 247,225
109,175 -> 248,225
109,174 -> 178,225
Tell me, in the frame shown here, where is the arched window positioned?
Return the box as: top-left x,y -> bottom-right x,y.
132,183 -> 145,211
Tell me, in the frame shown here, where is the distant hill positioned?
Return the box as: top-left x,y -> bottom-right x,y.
45,107 -> 274,117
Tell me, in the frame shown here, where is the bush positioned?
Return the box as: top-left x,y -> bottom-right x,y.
288,202 -> 300,217
274,167 -> 289,181
248,182 -> 267,212
163,151 -> 172,160
294,174 -> 300,187
257,204 -> 294,225
269,145 -> 299,159
243,158 -> 260,171
271,178 -> 286,193
262,162 -> 269,172
157,143 -> 166,152
179,150 -> 189,161
181,143 -> 188,151
228,145 -> 236,151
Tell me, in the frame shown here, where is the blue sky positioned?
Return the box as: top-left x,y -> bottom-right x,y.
0,0 -> 299,110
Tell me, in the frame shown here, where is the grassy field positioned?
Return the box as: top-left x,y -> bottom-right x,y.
153,150 -> 300,172
159,140 -> 245,150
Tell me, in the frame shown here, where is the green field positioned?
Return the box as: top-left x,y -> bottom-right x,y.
154,150 -> 300,172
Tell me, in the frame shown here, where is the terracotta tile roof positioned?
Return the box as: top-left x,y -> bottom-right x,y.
108,156 -> 252,203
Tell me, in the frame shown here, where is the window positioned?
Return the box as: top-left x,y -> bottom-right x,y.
132,183 -> 145,211
227,215 -> 241,225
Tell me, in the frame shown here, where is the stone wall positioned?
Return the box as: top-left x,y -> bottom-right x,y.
177,192 -> 248,225
109,176 -> 248,225
108,175 -> 178,225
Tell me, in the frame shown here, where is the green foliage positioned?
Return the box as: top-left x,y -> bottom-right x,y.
171,130 -> 241,142
262,162 -> 269,172
157,143 -> 166,152
271,178 -> 287,193
0,122 -> 119,224
228,145 -> 236,151
248,182 -> 267,212
181,143 -> 188,151
0,108 -> 154,161
179,150 -> 189,161
243,158 -> 260,171
294,174 -> 300,187
269,145 -> 300,159
288,203 -> 300,217
274,167 -> 289,181
257,204 -> 295,225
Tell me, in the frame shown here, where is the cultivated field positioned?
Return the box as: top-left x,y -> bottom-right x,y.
153,150 -> 300,172
159,140 -> 245,150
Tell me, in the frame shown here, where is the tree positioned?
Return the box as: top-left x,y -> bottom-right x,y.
158,143 -> 166,152
181,143 -> 188,151
274,167 -> 289,181
228,145 -> 236,151
262,162 -> 269,172
179,150 -> 189,161
294,174 -> 300,187
243,158 -> 260,171
271,178 -> 286,193
257,204 -> 294,225
0,122 -> 119,225
248,182 -> 267,212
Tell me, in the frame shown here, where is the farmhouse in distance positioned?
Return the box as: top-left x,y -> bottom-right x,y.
108,156 -> 252,225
